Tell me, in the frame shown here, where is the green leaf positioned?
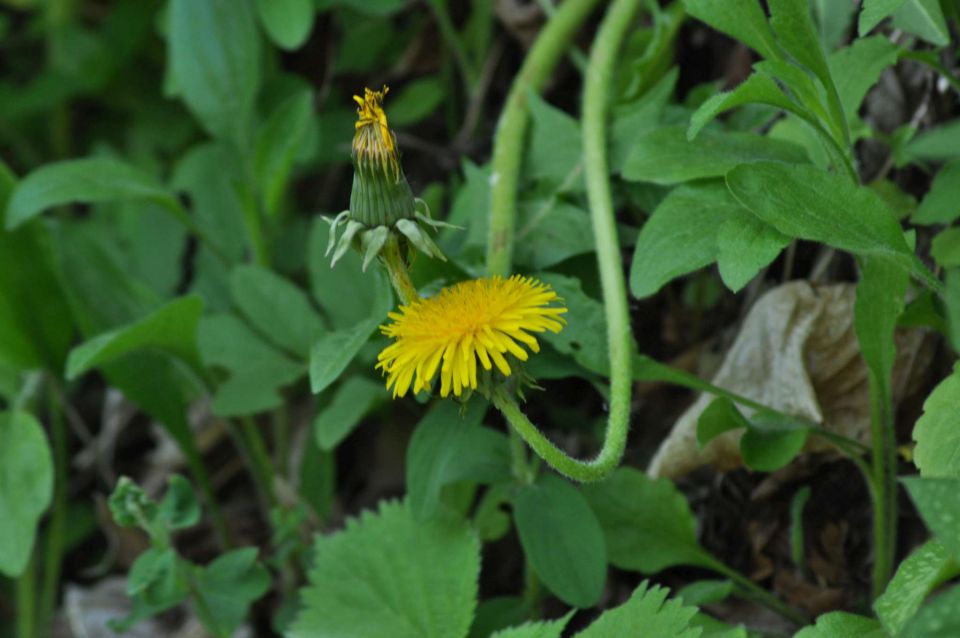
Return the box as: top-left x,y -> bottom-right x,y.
524,92 -> 582,186
726,161 -> 912,261
828,36 -> 900,120
682,0 -> 779,59
406,401 -> 511,521
255,0 -> 313,50
932,228 -> 960,268
904,120 -> 960,163
157,475 -> 200,531
0,411 -> 53,577
716,212 -> 790,292
859,0 -> 908,34
492,616 -> 571,638
229,264 -> 323,357
66,295 -> 204,380
688,74 -> 798,141
610,68 -> 677,173
313,376 -> 384,450
629,182 -> 741,298
289,500 -> 480,638
811,0 -> 859,50
5,157 -> 183,231
388,76 -> 446,127
125,547 -> 189,611
697,397 -> 750,448
513,474 -> 607,608
576,581 -> 700,638
903,477 -> 960,558
254,89 -> 313,217
900,584 -> 960,638
768,0 -> 835,107
914,159 -> 960,225
169,0 -> 261,146
892,0 -> 950,46
469,596 -> 530,638
793,611 -> 886,637
582,467 -> 716,573
677,580 -> 734,606
875,540 -> 960,636
515,200 -> 596,270
309,321 -> 377,395
740,420 -> 809,472
193,548 -> 270,637
624,127 -> 807,185
198,313 -> 304,416
537,274 -> 609,375
913,366 -> 960,478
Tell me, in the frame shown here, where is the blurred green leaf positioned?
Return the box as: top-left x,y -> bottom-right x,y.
513,474 -> 607,608
388,76 -> 446,126
892,0 -> 950,46
577,581 -> 700,638
875,540 -> 960,636
582,467 -> 716,574
811,0 -> 858,50
492,616 -> 571,638
524,93 -> 583,187
317,0 -> 407,16
697,397 -> 749,447
740,425 -> 808,472
0,411 -> 53,577
913,365 -> 960,478
313,375 -> 384,450
469,597 -> 531,638
900,584 -> 960,638
537,273 -> 610,375
230,264 -> 324,357
904,120 -> 960,163
66,295 -> 204,380
903,477 -> 960,559
914,160 -> 960,225
5,158 -> 184,231
932,228 -> 960,268
860,0 -> 908,34
254,89 -> 314,218
827,36 -> 900,121
157,475 -> 200,531
289,500 -> 479,638
683,0 -> 779,59
610,68 -> 677,173
169,0 -> 261,146
192,548 -> 271,637
309,322 -> 378,395
794,611 -> 886,637
514,200 -> 595,269
255,0 -> 313,50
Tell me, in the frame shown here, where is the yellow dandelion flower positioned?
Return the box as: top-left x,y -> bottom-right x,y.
352,85 -> 399,181
376,275 -> 568,399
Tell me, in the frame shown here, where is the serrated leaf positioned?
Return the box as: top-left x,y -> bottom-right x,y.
313,376 -> 384,450
875,540 -> 960,635
629,182 -> 741,299
0,411 -> 53,577
5,157 -> 184,231
716,213 -> 790,292
229,264 -> 323,357
169,0 -> 260,146
623,127 -> 807,185
288,500 -> 480,638
66,295 -> 204,380
513,474 -> 607,608
913,366 -> 960,478
726,161 -> 912,261
683,0 -> 779,59
576,581 -> 700,638
255,0 -> 313,50
582,467 -> 716,573
793,611 -> 886,637
903,477 -> 960,559
491,614 -> 572,638
406,401 -> 511,521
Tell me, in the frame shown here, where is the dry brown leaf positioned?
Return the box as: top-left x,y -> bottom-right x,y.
648,281 -> 930,478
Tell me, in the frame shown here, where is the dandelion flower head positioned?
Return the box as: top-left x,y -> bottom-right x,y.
377,276 -> 568,398
352,85 -> 398,179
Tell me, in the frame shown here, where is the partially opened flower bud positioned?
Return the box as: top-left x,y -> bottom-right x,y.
326,86 -> 456,270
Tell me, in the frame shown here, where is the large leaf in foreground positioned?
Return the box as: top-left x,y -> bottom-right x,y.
912,365 -> 960,478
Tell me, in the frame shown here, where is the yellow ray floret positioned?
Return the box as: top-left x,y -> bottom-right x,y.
352,85 -> 399,179
376,276 -> 568,398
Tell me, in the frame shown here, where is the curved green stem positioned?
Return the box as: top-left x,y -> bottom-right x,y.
382,237 -> 419,305
490,0 -> 639,482
485,0 -> 603,277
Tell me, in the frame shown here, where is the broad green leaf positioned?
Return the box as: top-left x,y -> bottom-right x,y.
768,0 -> 835,108
932,228 -> 960,268
122,547 -> 189,619
678,580 -> 734,606
811,0 -> 858,50
914,159 -> 960,225
582,467 -> 716,573
859,0 -> 908,34
537,274 -> 609,375
229,264 -> 323,357
629,183 -> 741,299
254,89 -> 313,218
513,474 -> 607,608
406,401 -> 511,521
904,120 -> 960,163
827,36 -> 900,120
610,68 -> 677,173
913,365 -> 960,478
0,411 -> 53,576
688,74 -> 798,141
288,500 -> 479,638
388,76 -> 446,126
576,581 -> 700,638
623,127 -> 807,185
697,397 -> 749,448
514,200 -> 595,269
682,0 -> 779,59
193,548 -> 270,637
157,475 -> 200,531
524,92 -> 582,186
198,313 -> 304,416
492,616 -> 570,638
255,0 -> 313,50
900,584 -> 960,638
726,161 -> 912,261
892,0 -> 950,46
875,540 -> 960,635
716,213 -> 790,292
793,611 -> 886,637
902,477 -> 960,559
5,157 -> 183,230
66,295 -> 204,380
309,322 -> 378,395
740,416 -> 810,472
313,376 -> 384,450
169,0 -> 261,146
